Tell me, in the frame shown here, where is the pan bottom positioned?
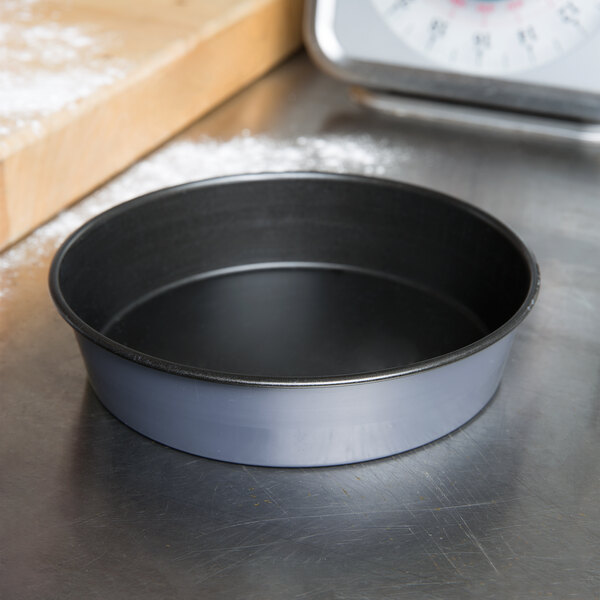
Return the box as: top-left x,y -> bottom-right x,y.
103,264 -> 488,379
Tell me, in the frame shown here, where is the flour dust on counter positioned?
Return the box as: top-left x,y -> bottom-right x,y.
0,0 -> 131,138
0,132 -> 401,299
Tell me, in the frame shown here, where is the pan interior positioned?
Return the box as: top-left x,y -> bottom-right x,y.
54,175 -> 535,382
102,264 -> 487,378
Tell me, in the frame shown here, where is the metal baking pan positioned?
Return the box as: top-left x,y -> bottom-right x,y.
49,173 -> 539,467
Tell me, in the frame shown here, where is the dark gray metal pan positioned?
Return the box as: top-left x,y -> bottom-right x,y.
49,173 -> 539,467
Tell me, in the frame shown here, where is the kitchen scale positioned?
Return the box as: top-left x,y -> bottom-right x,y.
305,0 -> 600,141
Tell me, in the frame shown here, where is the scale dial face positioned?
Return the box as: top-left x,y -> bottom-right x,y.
371,0 -> 600,75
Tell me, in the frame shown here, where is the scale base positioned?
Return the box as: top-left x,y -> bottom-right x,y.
352,87 -> 600,144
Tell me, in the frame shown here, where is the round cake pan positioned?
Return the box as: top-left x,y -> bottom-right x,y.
49,172 -> 539,467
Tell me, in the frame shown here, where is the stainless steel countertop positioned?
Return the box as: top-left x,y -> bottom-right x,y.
1,54 -> 599,599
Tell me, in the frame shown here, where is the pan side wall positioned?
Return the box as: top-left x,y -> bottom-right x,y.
76,332 -> 516,467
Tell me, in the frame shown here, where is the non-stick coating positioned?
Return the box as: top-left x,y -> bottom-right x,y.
103,265 -> 488,379
51,172 -> 537,386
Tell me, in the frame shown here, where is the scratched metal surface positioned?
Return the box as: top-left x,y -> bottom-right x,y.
1,55 -> 599,599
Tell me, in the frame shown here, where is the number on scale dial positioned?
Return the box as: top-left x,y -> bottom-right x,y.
371,0 -> 600,74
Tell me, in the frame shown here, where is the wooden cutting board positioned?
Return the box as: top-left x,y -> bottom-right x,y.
0,0 -> 304,250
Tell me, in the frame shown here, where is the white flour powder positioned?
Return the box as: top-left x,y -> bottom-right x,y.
0,0 -> 130,137
0,133 -> 402,300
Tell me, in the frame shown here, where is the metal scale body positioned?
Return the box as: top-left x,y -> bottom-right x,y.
305,0 -> 600,140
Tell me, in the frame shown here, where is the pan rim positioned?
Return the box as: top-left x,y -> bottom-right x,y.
49,171 -> 540,388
